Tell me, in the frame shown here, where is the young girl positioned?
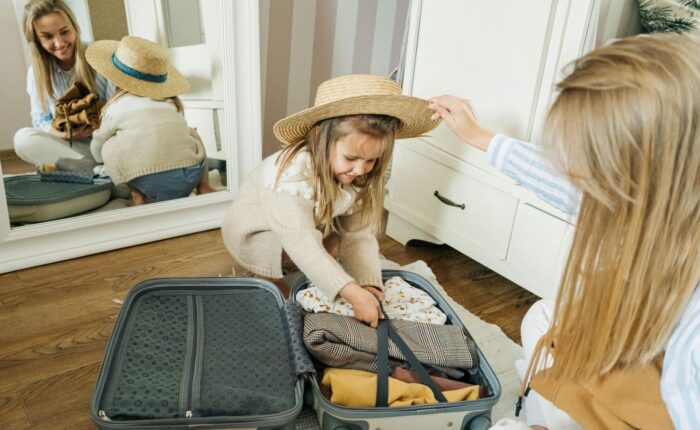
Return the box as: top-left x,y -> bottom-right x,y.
14,0 -> 114,166
221,74 -> 439,328
86,36 -> 214,205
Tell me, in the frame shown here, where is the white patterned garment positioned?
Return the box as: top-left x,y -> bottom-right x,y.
261,149 -> 357,216
296,276 -> 447,324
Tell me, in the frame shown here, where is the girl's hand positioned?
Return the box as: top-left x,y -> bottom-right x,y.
49,125 -> 94,141
340,282 -> 383,328
427,95 -> 495,151
363,285 -> 385,303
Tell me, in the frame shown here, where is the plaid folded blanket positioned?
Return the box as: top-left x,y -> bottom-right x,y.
303,313 -> 478,379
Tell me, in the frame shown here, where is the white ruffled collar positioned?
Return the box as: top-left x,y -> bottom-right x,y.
262,149 -> 358,216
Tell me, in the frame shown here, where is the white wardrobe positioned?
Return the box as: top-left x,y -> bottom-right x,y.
386,0 -> 603,300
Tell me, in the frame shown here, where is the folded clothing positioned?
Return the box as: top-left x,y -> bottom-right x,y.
297,276 -> 447,324
39,170 -> 94,184
55,157 -> 98,173
321,368 -> 480,408
391,367 -> 484,397
304,313 -> 478,379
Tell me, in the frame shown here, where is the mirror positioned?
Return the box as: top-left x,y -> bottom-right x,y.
0,0 -> 262,272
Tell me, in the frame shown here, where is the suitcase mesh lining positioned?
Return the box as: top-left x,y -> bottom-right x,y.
105,295 -> 188,419
103,289 -> 296,420
198,292 -> 296,416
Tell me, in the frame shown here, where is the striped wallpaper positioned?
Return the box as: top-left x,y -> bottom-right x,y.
259,0 -> 410,156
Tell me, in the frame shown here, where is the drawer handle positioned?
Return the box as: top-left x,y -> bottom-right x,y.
434,190 -> 465,210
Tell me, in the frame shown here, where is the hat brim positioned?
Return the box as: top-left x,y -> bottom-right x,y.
273,94 -> 441,146
86,40 -> 190,99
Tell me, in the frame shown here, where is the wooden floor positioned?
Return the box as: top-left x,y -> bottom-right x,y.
0,229 -> 538,429
0,150 -> 34,175
0,152 -> 539,428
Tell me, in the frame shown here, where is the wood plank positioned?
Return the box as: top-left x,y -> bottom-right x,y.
0,150 -> 34,175
18,361 -> 101,430
0,390 -> 33,430
0,316 -> 113,393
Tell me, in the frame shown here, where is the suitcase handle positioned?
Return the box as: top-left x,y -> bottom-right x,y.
375,306 -> 448,407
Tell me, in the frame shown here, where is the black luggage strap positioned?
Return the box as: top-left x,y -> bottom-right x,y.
375,306 -> 448,407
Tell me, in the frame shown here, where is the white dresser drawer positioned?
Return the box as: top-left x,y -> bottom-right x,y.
506,202 -> 574,300
389,143 -> 518,260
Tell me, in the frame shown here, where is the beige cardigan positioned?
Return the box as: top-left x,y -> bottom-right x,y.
221,150 -> 383,299
90,94 -> 204,184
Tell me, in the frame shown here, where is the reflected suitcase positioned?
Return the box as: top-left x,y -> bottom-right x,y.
4,174 -> 112,223
91,270 -> 500,430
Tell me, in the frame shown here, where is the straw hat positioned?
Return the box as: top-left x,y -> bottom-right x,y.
273,74 -> 440,146
85,36 -> 189,99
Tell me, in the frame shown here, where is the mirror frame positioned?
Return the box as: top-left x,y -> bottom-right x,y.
0,0 -> 261,273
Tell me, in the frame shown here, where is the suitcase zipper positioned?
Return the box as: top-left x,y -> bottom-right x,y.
180,296 -> 196,418
183,295 -> 204,418
97,410 -> 111,421
184,296 -> 198,418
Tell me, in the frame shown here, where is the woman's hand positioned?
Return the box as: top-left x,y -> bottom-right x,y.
428,95 -> 496,151
70,125 -> 94,140
49,126 -> 70,140
340,282 -> 383,328
49,125 -> 93,141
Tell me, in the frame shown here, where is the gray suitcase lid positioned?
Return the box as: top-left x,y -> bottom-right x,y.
91,277 -> 304,429
4,174 -> 111,205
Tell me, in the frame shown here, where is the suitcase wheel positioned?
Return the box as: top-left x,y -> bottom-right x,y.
467,415 -> 491,430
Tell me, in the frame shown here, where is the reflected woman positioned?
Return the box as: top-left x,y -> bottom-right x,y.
14,0 -> 114,167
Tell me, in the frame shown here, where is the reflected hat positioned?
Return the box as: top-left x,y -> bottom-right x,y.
85,36 -> 189,99
273,74 -> 440,146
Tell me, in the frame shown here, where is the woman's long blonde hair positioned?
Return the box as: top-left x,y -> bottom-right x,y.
538,33 -> 700,380
23,0 -> 98,110
277,114 -> 398,237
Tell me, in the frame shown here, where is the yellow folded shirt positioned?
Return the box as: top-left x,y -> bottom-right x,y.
321,368 -> 480,408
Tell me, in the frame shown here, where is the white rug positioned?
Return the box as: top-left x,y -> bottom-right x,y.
380,258 -> 522,420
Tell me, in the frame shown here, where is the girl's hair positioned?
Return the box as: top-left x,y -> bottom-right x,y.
538,33 -> 700,380
23,0 -> 98,111
277,114 -> 399,236
101,88 -> 185,118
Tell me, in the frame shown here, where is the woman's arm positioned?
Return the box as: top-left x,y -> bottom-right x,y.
661,286 -> 700,429
429,95 -> 581,215
486,135 -> 581,215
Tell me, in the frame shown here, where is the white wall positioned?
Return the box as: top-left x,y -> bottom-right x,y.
1,0 -> 31,151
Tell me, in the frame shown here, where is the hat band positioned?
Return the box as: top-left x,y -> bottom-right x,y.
112,53 -> 167,83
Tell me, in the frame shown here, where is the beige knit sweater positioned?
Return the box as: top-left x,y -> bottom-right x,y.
90,94 -> 205,184
221,150 -> 383,299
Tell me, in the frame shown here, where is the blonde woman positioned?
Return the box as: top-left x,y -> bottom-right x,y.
429,33 -> 699,429
14,0 -> 114,166
221,74 -> 439,328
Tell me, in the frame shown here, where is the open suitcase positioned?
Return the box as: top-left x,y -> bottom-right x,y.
91,270 -> 501,430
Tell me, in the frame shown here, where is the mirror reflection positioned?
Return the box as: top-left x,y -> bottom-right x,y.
2,0 -> 227,228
